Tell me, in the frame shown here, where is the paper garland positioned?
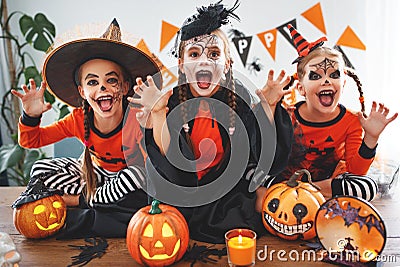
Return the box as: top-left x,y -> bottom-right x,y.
160,20 -> 180,52
136,39 -> 178,89
336,26 -> 366,50
157,2 -> 365,69
232,36 -> 253,67
301,2 -> 326,34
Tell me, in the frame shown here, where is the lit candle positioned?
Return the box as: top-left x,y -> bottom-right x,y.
225,229 -> 256,266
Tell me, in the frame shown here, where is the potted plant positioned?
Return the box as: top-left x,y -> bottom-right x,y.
0,0 -> 69,185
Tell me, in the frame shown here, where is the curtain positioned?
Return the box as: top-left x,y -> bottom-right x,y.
365,0 -> 400,160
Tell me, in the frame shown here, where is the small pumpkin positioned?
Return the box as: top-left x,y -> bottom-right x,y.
127,200 -> 189,267
262,169 -> 325,240
13,194 -> 66,239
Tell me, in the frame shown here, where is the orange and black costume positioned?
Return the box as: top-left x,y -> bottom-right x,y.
18,103 -> 148,207
264,101 -> 378,201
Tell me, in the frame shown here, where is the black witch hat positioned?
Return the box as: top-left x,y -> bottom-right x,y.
11,175 -> 63,208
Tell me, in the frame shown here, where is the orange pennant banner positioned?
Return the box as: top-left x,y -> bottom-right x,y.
256,28 -> 278,61
301,2 -> 326,34
336,26 -> 366,50
136,39 -> 152,55
160,20 -> 180,52
137,39 -> 178,89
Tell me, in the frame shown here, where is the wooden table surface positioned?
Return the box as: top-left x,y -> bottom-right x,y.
1,186 -> 399,267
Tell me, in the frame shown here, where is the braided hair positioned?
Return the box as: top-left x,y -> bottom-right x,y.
177,29 -> 237,138
82,99 -> 96,203
345,69 -> 366,116
77,59 -> 131,203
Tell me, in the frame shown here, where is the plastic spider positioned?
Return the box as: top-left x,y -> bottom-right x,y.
247,57 -> 263,75
183,243 -> 227,267
228,29 -> 245,40
68,237 -> 108,267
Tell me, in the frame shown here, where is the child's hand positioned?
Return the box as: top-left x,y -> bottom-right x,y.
359,101 -> 398,148
128,76 -> 172,128
256,69 -> 293,108
11,79 -> 52,117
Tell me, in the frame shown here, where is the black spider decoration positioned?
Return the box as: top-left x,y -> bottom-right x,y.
228,28 -> 245,40
183,243 -> 227,267
247,57 -> 263,75
68,237 -> 108,267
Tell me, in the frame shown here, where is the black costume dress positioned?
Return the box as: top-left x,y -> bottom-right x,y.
144,80 -> 293,243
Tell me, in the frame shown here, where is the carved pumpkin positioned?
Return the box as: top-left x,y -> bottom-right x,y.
126,200 -> 189,267
262,169 -> 325,240
13,194 -> 66,239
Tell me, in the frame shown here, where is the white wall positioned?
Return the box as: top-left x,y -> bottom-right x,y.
4,0 -> 400,160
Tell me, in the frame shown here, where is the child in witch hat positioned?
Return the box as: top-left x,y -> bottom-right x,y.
130,1 -> 293,243
256,24 -> 397,206
12,19 -> 161,211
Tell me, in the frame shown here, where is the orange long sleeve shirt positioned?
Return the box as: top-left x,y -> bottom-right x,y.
280,102 -> 375,181
18,108 -> 146,172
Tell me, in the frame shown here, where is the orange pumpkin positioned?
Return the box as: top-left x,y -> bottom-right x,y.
262,169 -> 325,240
126,200 -> 189,267
13,194 -> 66,239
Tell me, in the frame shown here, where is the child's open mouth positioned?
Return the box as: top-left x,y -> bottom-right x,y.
318,90 -> 336,107
196,70 -> 212,89
96,96 -> 114,112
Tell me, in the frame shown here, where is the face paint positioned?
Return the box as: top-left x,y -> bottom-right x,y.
180,34 -> 227,97
299,55 -> 345,120
79,59 -> 126,118
309,57 -> 338,75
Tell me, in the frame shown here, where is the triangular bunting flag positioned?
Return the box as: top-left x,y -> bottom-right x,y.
301,2 -> 326,34
333,45 -> 355,69
336,26 -> 366,50
137,39 -> 178,89
277,19 -> 297,49
257,28 -> 278,61
160,20 -> 179,52
232,36 -> 253,67
136,39 -> 152,55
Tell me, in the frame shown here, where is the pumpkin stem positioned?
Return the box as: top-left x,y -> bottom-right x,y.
287,169 -> 321,190
149,199 -> 162,215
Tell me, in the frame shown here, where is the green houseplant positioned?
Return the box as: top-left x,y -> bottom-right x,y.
0,0 -> 69,185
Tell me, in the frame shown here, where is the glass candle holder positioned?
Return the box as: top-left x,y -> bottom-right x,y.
225,228 -> 256,267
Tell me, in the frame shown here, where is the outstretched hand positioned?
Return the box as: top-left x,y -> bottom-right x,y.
359,101 -> 398,148
11,79 -> 52,117
255,69 -> 293,118
128,76 -> 172,128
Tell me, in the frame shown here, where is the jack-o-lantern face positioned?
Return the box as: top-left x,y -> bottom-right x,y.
262,169 -> 325,240
127,200 -> 189,267
13,194 -> 66,239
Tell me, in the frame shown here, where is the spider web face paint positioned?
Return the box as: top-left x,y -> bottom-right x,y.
183,34 -> 223,64
309,57 -> 338,75
111,81 -> 125,103
181,33 -> 227,96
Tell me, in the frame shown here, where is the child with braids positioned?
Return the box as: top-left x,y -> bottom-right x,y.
132,1 -> 293,243
11,20 -> 161,237
256,24 -> 397,208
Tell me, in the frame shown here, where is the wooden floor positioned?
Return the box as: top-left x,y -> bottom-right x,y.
1,187 -> 399,267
